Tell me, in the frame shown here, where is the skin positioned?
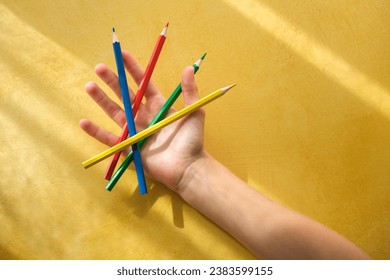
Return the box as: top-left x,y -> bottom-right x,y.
80,50 -> 370,259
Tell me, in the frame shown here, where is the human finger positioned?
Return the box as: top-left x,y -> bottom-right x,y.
79,119 -> 120,147
85,81 -> 127,127
122,50 -> 160,100
181,66 -> 201,107
94,63 -> 135,103
180,66 -> 205,130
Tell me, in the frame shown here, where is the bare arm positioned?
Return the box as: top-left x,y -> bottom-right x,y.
80,50 -> 370,259
177,153 -> 370,259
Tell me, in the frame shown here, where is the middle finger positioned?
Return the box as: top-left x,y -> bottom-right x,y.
94,63 -> 136,103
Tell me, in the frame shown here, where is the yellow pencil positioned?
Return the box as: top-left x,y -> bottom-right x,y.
82,84 -> 236,169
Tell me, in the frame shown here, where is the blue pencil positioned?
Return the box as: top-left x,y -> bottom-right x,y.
112,28 -> 147,194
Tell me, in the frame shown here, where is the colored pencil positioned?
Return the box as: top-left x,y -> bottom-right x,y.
105,23 -> 169,180
82,83 -> 236,169
112,28 -> 147,194
106,53 -> 207,191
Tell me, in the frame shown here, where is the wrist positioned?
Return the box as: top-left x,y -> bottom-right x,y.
175,151 -> 214,203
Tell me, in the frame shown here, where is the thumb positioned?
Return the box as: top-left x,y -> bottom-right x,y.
182,66 -> 199,106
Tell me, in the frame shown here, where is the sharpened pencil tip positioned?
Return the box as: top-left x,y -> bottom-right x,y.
112,28 -> 119,42
221,84 -> 237,94
195,53 -> 207,67
161,22 -> 169,36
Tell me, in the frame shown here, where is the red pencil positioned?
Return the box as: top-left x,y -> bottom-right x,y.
104,22 -> 169,180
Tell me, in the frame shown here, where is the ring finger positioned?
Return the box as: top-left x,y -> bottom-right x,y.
85,81 -> 127,128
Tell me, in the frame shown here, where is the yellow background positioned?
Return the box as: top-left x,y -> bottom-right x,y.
0,0 -> 389,259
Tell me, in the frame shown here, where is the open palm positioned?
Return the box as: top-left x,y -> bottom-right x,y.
80,50 -> 206,192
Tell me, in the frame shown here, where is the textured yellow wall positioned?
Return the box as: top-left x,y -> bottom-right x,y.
0,0 -> 389,259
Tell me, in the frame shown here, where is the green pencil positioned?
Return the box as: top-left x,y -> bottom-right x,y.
106,53 -> 207,191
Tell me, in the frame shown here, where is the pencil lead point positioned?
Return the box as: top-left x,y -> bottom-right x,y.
161,23 -> 169,36
195,53 -> 206,67
221,84 -> 236,94
112,28 -> 119,42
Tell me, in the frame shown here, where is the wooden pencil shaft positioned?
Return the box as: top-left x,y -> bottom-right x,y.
132,29 -> 167,114
112,33 -> 147,194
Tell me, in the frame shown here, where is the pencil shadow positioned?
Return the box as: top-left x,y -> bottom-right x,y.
115,179 -> 184,228
102,178 -> 250,260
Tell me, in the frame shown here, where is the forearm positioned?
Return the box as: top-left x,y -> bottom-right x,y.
177,153 -> 370,259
